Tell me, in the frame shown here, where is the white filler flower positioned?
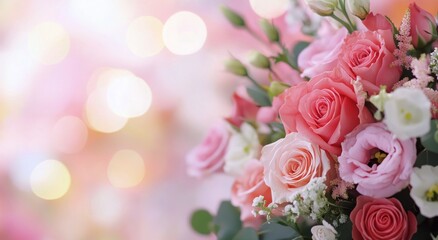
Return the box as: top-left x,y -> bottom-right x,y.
311,220 -> 338,240
410,165 -> 438,218
224,122 -> 261,176
384,87 -> 431,140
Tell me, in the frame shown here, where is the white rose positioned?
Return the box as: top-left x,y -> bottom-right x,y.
223,123 -> 261,176
410,165 -> 438,218
384,87 -> 431,140
311,220 -> 337,240
305,0 -> 338,16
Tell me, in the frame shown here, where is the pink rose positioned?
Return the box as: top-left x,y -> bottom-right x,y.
260,132 -> 333,203
339,123 -> 416,198
338,30 -> 401,94
226,92 -> 259,127
350,196 -> 417,240
410,2 -> 437,49
298,27 -> 348,78
362,13 -> 392,31
186,120 -> 230,177
231,159 -> 272,226
279,71 -> 373,155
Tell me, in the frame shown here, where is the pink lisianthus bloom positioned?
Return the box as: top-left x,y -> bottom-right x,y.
409,2 -> 437,49
339,122 -> 416,198
350,196 -> 417,240
298,27 -> 348,79
186,120 -> 230,177
231,159 -> 272,228
279,70 -> 373,155
260,132 -> 334,204
338,29 -> 402,95
226,92 -> 259,127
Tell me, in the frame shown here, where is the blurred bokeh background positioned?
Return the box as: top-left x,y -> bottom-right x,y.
0,0 -> 436,239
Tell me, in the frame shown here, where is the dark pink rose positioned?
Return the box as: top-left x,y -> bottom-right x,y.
338,30 -> 401,95
339,122 -> 416,198
226,92 -> 259,127
231,159 -> 272,227
186,120 -> 230,177
351,196 -> 417,240
279,70 -> 373,155
410,2 -> 437,48
362,13 -> 392,31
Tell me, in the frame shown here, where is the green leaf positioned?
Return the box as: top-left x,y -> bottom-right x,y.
190,209 -> 214,235
214,201 -> 242,240
259,222 -> 301,240
336,219 -> 353,240
421,120 -> 438,154
247,86 -> 271,107
415,150 -> 438,167
232,228 -> 259,240
290,41 -> 310,70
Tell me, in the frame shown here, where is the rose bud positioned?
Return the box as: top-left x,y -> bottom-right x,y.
409,2 -> 438,49
225,58 -> 248,76
305,0 -> 338,16
348,0 -> 370,20
249,51 -> 271,69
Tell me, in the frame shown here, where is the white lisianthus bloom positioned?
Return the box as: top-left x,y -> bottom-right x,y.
347,0 -> 370,19
410,165 -> 438,218
223,123 -> 261,176
383,87 -> 431,140
311,220 -> 338,240
305,0 -> 338,16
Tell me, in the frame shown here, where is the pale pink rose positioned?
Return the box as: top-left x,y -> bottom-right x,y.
226,92 -> 259,127
260,132 -> 333,203
298,27 -> 348,78
231,159 -> 272,227
186,120 -> 230,177
339,122 -> 416,198
350,196 -> 417,240
362,13 -> 392,31
338,30 -> 401,95
279,71 -> 373,155
410,2 -> 437,48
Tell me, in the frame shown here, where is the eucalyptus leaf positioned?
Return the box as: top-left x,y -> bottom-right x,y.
421,120 -> 438,154
214,201 -> 242,240
190,209 -> 214,235
247,86 -> 271,107
232,227 -> 259,240
259,222 -> 301,240
415,150 -> 438,167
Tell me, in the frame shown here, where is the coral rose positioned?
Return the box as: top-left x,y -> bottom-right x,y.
231,159 -> 272,226
339,123 -> 416,198
279,71 -> 373,155
260,132 -> 333,203
186,120 -> 230,177
350,196 -> 417,240
338,30 -> 401,94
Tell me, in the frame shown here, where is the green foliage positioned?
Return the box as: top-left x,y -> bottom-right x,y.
336,219 -> 353,240
415,150 -> 438,167
247,86 -> 271,107
421,120 -> 438,154
260,19 -> 280,43
190,209 -> 214,235
213,201 -> 243,240
232,228 -> 259,240
259,221 -> 302,240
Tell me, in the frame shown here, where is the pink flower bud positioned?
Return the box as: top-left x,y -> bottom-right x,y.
409,2 -> 437,48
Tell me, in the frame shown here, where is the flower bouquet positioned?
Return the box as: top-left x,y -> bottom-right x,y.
187,0 -> 438,239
